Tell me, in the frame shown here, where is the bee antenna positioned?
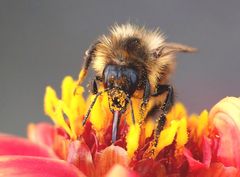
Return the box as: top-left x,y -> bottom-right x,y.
82,88 -> 110,126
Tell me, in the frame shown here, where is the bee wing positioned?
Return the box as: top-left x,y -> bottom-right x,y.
153,42 -> 197,58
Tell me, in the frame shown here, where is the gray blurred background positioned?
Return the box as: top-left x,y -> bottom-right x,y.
0,0 -> 239,137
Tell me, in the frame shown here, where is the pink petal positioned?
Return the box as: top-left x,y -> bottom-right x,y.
188,163 -> 240,177
202,136 -> 212,167
0,134 -> 56,158
0,156 -> 86,177
95,145 -> 129,177
67,139 -> 95,177
209,97 -> 240,168
183,136 -> 212,172
183,148 -> 205,171
106,165 -> 139,177
27,122 -> 55,147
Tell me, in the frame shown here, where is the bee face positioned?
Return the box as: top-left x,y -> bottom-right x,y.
103,64 -> 139,96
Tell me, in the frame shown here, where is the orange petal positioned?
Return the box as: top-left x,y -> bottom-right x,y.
67,139 -> 95,177
188,163 -> 240,177
0,134 -> 56,158
95,145 -> 129,177
0,156 -> 85,177
27,122 -> 55,148
106,165 -> 139,177
209,97 -> 240,168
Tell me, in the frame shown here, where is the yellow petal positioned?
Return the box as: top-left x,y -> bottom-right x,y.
89,94 -> 108,131
70,93 -> 85,118
166,102 -> 187,124
144,120 -> 155,139
54,101 -> 75,139
44,86 -> 59,119
155,120 -> 179,158
176,117 -> 188,148
126,124 -> 141,158
57,101 -> 77,139
61,76 -> 75,106
197,110 -> 209,137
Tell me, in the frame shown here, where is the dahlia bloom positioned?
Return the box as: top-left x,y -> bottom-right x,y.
0,76 -> 240,177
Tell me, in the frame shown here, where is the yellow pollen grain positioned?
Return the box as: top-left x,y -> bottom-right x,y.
126,124 -> 141,158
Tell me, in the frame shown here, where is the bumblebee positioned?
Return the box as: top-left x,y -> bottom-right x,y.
76,24 -> 196,143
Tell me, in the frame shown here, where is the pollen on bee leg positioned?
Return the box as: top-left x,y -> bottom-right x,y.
76,69 -> 87,86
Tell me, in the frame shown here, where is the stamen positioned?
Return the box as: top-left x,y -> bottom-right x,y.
126,124 -> 141,158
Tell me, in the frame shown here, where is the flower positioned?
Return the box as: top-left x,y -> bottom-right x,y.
0,76 -> 240,177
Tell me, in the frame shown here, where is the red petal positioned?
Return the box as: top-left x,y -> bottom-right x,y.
0,134 -> 56,158
209,97 -> 240,168
82,122 -> 98,157
0,156 -> 86,177
202,136 -> 212,167
183,148 -> 205,171
27,122 -> 55,148
188,163 -> 240,177
67,139 -> 95,177
95,145 -> 129,177
133,159 -> 167,177
106,165 -> 139,177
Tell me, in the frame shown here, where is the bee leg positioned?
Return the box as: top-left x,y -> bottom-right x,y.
82,88 -> 110,126
153,85 -> 174,146
140,79 -> 151,123
82,91 -> 102,126
74,42 -> 99,95
90,79 -> 98,95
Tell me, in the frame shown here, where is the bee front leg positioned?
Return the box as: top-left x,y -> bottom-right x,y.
89,76 -> 103,95
139,79 -> 151,124
90,79 -> 98,95
152,85 -> 174,146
